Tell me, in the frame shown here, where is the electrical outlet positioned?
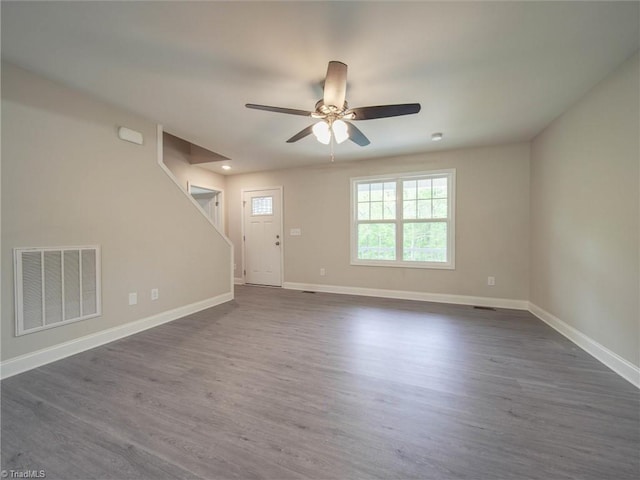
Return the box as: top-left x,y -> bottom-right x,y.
487,276 -> 496,286
128,292 -> 138,305
151,288 -> 159,301
320,267 -> 326,276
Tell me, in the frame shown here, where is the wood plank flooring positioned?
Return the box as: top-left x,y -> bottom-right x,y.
2,286 -> 638,479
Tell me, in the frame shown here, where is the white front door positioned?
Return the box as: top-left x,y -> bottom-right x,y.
243,188 -> 283,286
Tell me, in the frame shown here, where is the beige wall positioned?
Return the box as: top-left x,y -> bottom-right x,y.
530,53 -> 639,367
227,143 -> 530,301
1,63 -> 232,361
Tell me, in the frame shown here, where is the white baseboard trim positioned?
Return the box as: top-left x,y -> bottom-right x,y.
0,292 -> 234,380
282,282 -> 529,310
234,277 -> 245,285
529,302 -> 640,388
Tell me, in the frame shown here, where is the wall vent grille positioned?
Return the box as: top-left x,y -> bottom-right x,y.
14,246 -> 101,336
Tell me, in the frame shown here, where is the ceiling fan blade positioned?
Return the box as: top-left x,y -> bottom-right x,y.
345,121 -> 370,146
349,103 -> 421,120
323,61 -> 348,109
245,104 -> 313,116
286,125 -> 314,143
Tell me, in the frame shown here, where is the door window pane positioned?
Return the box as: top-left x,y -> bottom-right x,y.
252,196 -> 273,216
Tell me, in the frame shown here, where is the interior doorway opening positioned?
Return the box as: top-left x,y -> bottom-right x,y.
188,183 -> 223,230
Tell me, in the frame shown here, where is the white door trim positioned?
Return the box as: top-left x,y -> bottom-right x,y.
241,186 -> 284,286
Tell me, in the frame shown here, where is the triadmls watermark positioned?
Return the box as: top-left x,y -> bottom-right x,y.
1,470 -> 46,479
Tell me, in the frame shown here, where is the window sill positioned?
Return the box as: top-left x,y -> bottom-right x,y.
350,259 -> 455,270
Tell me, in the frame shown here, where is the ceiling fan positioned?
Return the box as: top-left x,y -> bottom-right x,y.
246,61 -> 421,147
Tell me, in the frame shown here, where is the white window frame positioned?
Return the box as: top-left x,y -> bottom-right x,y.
350,169 -> 456,269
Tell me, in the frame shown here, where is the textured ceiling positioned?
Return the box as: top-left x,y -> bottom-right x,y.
2,1 -> 639,174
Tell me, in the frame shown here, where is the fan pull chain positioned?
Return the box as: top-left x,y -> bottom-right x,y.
330,134 -> 335,162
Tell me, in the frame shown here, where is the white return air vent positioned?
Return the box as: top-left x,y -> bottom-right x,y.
14,246 -> 101,336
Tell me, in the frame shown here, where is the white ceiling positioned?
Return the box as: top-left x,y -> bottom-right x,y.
2,1 -> 639,175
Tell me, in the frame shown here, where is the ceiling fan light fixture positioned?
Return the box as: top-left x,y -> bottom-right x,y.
332,119 -> 349,144
312,121 -> 331,144
246,61 -> 421,148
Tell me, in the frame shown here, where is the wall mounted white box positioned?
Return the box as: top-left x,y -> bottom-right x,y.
118,126 -> 144,145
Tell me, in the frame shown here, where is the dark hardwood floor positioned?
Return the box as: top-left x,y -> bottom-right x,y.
2,286 -> 638,479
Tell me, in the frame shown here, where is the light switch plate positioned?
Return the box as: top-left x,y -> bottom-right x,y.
290,228 -> 302,236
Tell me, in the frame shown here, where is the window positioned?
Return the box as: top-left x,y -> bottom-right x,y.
251,196 -> 273,216
351,170 -> 455,269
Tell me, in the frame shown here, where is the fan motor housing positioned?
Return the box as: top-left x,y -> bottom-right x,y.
315,99 -> 348,115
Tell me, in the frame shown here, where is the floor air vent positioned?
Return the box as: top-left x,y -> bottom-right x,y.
14,246 -> 101,336
473,306 -> 497,311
